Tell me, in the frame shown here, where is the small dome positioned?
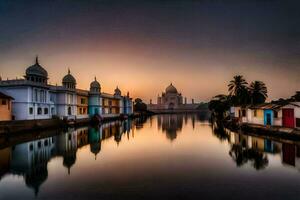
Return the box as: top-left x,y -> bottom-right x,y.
26,57 -> 48,78
166,83 -> 178,94
62,69 -> 76,84
90,77 -> 100,88
114,86 -> 121,96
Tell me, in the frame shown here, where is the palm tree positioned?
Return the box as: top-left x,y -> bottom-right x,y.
249,81 -> 268,105
208,94 -> 231,120
228,75 -> 249,105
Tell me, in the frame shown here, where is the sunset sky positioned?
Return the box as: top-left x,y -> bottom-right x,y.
0,0 -> 299,103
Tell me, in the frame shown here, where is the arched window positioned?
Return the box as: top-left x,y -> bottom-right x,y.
68,106 -> 72,115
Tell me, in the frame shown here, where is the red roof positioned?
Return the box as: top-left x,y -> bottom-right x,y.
0,92 -> 14,100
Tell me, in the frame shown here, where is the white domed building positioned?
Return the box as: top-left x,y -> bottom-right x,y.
0,57 -> 55,120
49,69 -> 80,120
148,83 -> 200,113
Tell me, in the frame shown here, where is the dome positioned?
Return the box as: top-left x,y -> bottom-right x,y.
90,77 -> 100,88
114,86 -> 121,96
25,57 -> 48,78
165,83 -> 178,94
62,69 -> 76,84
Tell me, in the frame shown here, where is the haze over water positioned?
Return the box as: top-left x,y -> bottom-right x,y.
1,114 -> 300,199
0,0 -> 299,101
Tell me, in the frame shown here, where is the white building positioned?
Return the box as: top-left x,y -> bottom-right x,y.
0,57 -> 55,120
50,69 -> 77,120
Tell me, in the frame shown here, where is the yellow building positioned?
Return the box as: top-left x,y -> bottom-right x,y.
76,90 -> 89,118
0,92 -> 14,121
101,93 -> 121,115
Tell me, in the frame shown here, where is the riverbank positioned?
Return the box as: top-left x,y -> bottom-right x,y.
0,114 -> 138,135
224,119 -> 300,141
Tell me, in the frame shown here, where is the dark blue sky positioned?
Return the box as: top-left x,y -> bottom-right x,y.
0,0 -> 299,101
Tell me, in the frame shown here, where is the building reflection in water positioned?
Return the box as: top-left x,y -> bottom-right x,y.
211,121 -> 300,171
0,119 -> 133,196
157,114 -> 183,141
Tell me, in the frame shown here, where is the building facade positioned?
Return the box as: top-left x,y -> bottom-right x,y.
0,57 -> 55,120
0,92 -> 14,121
0,57 -> 133,121
147,83 -> 201,113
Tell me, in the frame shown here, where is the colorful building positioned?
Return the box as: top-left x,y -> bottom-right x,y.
0,92 -> 14,121
88,77 -> 102,116
231,101 -> 300,129
0,57 -> 134,121
76,89 -> 89,119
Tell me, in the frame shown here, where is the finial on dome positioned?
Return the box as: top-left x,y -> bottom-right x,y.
35,56 -> 39,64
94,76 -> 97,81
68,68 -> 70,74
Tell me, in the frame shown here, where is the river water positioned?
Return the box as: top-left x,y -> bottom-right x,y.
1,114 -> 300,199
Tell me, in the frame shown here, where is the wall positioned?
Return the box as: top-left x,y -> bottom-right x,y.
0,98 -> 12,121
248,109 -> 264,125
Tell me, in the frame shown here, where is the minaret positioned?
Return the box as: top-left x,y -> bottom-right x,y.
150,99 -> 152,104
35,56 -> 39,64
192,98 -> 194,104
184,97 -> 187,104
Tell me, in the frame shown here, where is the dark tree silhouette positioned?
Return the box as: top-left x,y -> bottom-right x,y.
228,75 -> 249,105
133,98 -> 147,112
249,81 -> 268,105
208,94 -> 231,120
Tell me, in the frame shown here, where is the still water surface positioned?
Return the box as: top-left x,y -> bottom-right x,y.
1,114 -> 300,199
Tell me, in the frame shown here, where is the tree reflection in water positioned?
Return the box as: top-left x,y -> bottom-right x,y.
211,119 -> 230,142
211,118 -> 269,170
229,144 -> 268,170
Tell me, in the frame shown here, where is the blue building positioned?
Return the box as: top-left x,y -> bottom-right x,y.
88,77 -> 102,116
264,109 -> 274,126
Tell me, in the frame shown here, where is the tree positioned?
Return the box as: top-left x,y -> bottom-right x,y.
249,81 -> 268,105
133,98 -> 147,112
228,75 -> 249,105
208,94 -> 231,120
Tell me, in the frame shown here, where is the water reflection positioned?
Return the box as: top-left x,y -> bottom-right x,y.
0,120 -> 133,196
1,114 -> 300,199
211,119 -> 300,171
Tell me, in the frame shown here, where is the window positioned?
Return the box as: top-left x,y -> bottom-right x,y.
242,110 -> 246,117
1,99 -> 6,105
44,108 -> 48,114
44,140 -> 48,146
81,98 -> 86,104
38,141 -> 41,148
35,89 -> 38,101
254,110 -> 257,117
29,107 -> 33,115
68,106 -> 72,115
296,118 -> 300,128
29,143 -> 33,151
37,107 -> 42,115
51,107 -> 55,114
274,111 -> 278,118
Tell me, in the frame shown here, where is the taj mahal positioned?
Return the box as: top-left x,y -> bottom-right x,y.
147,83 -> 201,113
